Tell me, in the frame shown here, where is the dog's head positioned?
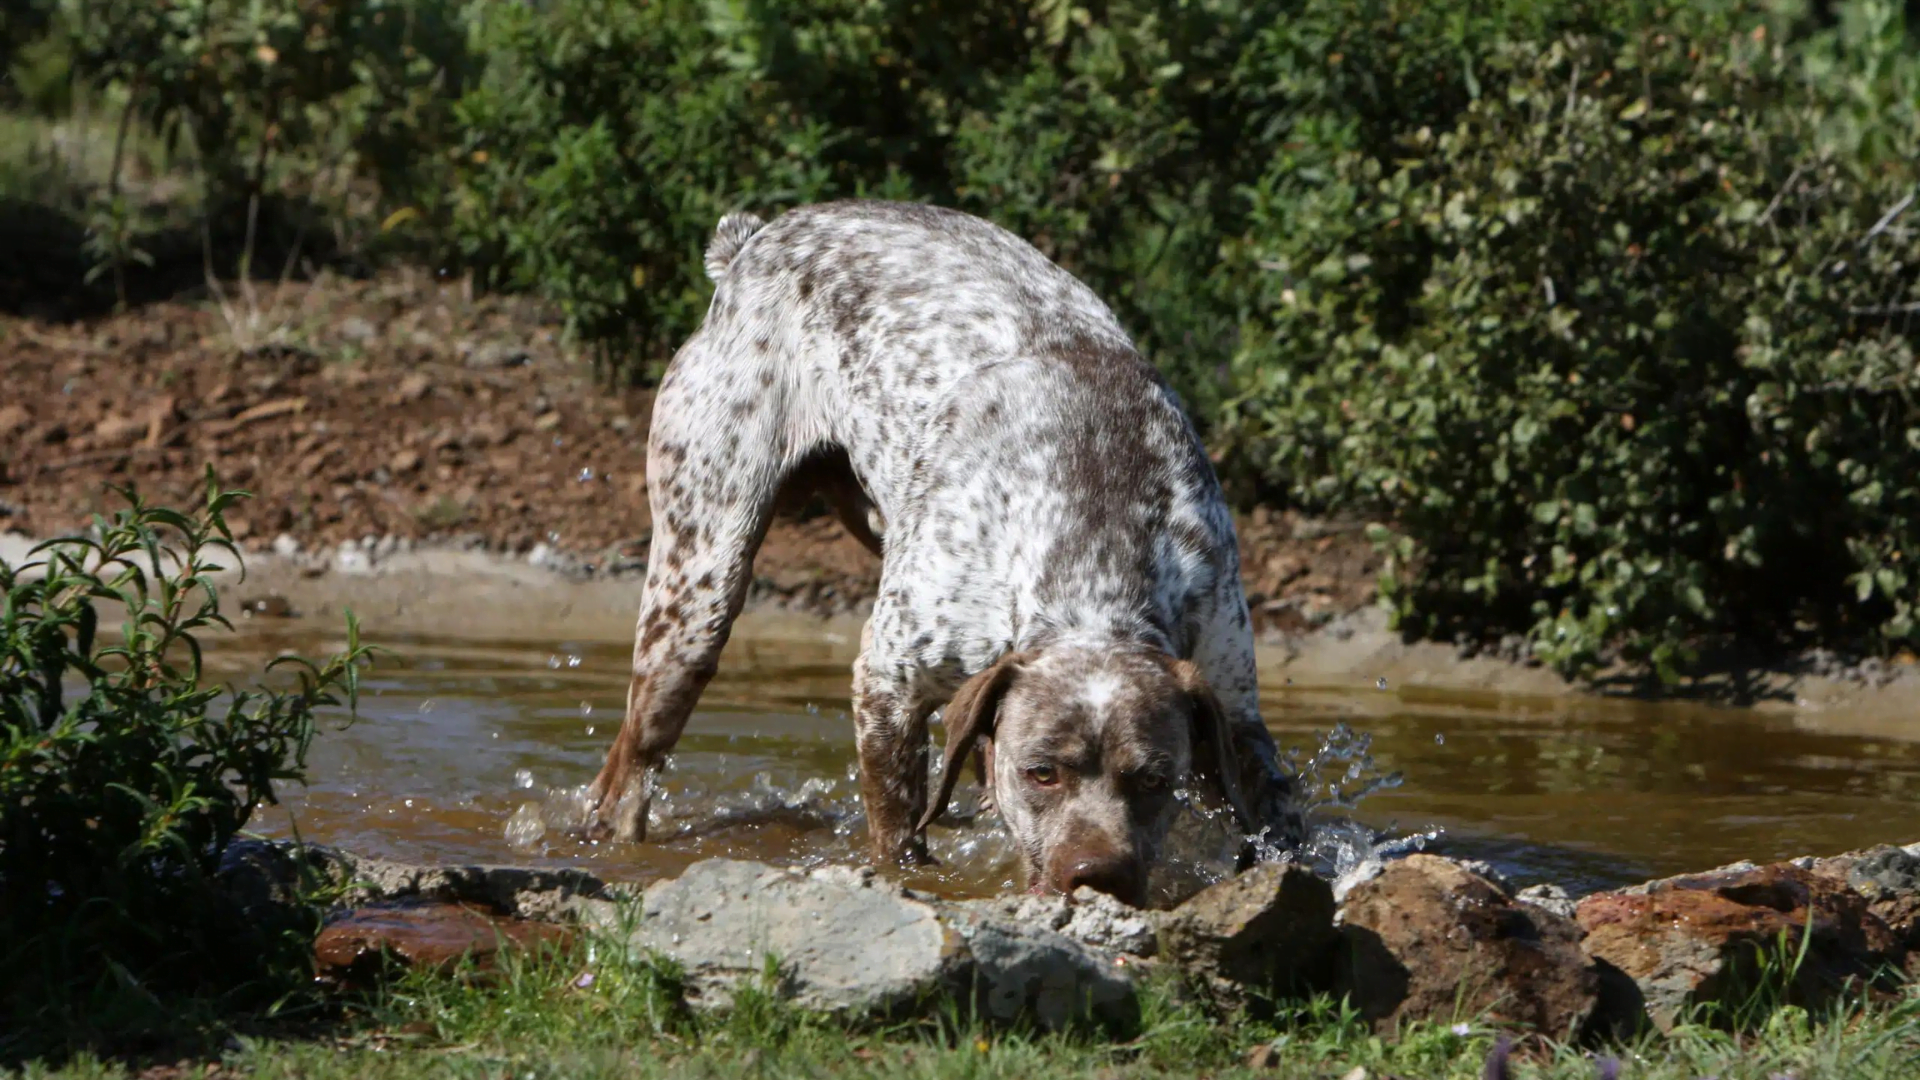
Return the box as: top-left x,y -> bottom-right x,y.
918,644 -> 1254,907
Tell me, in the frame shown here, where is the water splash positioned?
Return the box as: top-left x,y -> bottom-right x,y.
501,720 -> 1431,903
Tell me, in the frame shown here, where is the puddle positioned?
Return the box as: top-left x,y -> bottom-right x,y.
214,622 -> 1920,898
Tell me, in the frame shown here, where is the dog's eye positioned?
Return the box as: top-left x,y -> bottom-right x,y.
1135,773 -> 1168,792
1027,765 -> 1060,786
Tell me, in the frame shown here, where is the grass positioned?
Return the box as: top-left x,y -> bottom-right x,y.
11,910 -> 1917,1080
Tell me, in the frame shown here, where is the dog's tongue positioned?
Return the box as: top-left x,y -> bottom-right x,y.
1028,882 -> 1046,896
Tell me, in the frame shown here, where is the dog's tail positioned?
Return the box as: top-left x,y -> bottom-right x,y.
703,211 -> 766,284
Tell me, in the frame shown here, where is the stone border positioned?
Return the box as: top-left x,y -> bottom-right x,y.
223,837 -> 1920,1038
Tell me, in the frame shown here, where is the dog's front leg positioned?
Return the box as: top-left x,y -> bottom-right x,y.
851,649 -> 938,867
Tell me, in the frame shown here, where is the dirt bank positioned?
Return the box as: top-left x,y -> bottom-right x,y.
0,269 -> 1379,628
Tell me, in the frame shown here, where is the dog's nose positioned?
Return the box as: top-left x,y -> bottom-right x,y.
1059,854 -> 1145,905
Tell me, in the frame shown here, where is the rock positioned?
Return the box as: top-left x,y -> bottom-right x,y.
634,860 -> 962,1018
0,403 -> 32,439
334,540 -> 373,575
391,372 -> 432,406
1335,855 -> 1598,1036
340,854 -> 624,925
1153,860 -> 1337,1012
339,315 -> 378,344
1807,845 -> 1920,953
271,532 -> 301,558
218,839 -> 624,927
315,901 -> 571,984
391,448 -> 422,475
1576,862 -> 1905,1032
939,888 -> 1157,958
93,412 -> 147,447
239,594 -> 295,618
938,898 -> 1139,1031
1517,883 -> 1579,920
631,859 -> 1136,1028
466,341 -> 531,369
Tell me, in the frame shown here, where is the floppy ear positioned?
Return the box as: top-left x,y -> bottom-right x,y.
1167,659 -> 1258,837
917,651 -> 1031,833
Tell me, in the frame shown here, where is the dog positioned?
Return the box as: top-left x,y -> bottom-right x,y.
587,200 -> 1298,906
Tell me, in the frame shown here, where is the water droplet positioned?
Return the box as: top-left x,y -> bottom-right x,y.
1375,676 -> 1388,690
547,654 -> 562,669
585,725 -> 596,736
514,769 -> 535,789
417,699 -> 435,714
505,802 -> 545,850
580,701 -> 594,717
567,655 -> 582,668
547,531 -> 562,544
577,467 -> 595,483
1434,733 -> 1446,745
403,798 -> 415,808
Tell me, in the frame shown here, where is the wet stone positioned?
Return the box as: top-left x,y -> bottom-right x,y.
315,900 -> 571,984
632,859 -> 1137,1029
1335,855 -> 1598,1036
1153,860 -> 1337,1013
1576,862 -> 1906,1032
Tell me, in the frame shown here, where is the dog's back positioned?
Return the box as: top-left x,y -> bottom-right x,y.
590,201 -> 1287,869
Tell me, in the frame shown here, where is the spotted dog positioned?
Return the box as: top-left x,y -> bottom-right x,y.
587,200 -> 1298,906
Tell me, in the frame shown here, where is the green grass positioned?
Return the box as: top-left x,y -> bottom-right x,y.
13,913 -> 1917,1080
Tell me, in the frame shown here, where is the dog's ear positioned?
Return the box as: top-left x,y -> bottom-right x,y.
1166,659 -> 1257,837
918,651 -> 1031,833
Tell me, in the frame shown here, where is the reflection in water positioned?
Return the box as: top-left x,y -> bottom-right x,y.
212,624 -> 1920,899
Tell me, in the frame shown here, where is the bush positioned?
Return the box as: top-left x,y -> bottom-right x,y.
0,475 -> 373,1047
13,0 -> 1919,676
1224,3 -> 1920,677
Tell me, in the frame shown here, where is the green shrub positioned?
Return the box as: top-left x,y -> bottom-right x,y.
14,0 -> 1920,676
0,475 -> 373,1046
1225,4 -> 1920,677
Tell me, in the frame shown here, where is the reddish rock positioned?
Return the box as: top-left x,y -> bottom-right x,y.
1334,855 -> 1598,1036
1576,863 -> 1905,1032
314,901 -> 572,985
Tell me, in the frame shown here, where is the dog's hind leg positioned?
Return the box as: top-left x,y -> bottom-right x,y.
586,335 -> 789,843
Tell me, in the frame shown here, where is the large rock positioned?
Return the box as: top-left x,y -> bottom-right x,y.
633,860 -> 963,1017
1153,861 -> 1338,1012
1576,862 -> 1906,1032
1335,855 -> 1598,1036
630,859 -> 1137,1029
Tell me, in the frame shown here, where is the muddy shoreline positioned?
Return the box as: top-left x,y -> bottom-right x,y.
7,528 -> 1914,741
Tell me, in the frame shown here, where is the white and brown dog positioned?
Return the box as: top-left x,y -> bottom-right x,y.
587,201 -> 1298,906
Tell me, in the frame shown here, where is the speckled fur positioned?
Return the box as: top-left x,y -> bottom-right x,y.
588,201 -> 1298,897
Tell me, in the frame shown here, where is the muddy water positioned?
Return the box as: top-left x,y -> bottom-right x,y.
216,622 -> 1920,898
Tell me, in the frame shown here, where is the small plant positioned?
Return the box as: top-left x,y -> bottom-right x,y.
413,494 -> 469,532
0,471 -> 375,1050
